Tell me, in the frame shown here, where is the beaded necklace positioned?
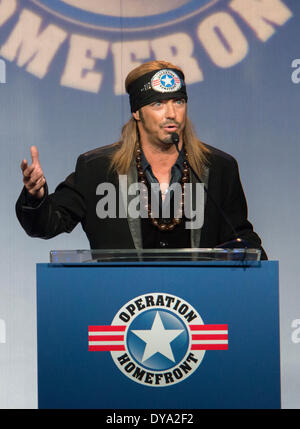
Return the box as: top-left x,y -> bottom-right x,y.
135,144 -> 189,231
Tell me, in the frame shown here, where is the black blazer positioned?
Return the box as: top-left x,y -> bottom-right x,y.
16,143 -> 267,258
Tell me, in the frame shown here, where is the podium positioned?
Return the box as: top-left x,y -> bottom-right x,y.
36,249 -> 280,409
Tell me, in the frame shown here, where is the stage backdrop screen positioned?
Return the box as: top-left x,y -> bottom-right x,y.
0,0 -> 299,409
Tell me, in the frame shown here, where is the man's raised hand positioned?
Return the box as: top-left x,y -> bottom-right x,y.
21,146 -> 45,200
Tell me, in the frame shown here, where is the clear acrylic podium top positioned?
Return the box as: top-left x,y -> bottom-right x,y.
49,248 -> 261,263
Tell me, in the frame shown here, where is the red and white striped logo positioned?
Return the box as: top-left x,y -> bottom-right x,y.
88,323 -> 228,351
88,293 -> 228,387
88,325 -> 126,351
190,324 -> 228,350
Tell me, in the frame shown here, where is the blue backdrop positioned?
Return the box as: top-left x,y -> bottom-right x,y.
0,0 -> 299,408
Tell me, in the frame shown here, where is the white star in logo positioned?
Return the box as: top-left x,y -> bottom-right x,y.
131,312 -> 184,363
161,74 -> 174,87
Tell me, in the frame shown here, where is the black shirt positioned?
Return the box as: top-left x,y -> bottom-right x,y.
140,147 -> 191,248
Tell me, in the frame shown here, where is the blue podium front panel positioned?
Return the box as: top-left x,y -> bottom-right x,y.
36,261 -> 280,409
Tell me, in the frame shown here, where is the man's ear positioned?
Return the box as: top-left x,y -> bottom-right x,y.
132,111 -> 140,121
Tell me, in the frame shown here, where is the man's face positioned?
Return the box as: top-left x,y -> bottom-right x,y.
133,98 -> 187,147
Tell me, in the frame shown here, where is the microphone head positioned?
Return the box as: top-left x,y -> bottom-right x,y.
171,132 -> 179,145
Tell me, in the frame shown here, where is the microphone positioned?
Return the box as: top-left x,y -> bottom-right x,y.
171,132 -> 180,146
170,133 -> 248,249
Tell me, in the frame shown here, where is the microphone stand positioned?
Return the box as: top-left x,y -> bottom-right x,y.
170,132 -> 249,250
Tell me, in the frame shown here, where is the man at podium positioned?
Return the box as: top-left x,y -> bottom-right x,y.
16,60 -> 267,259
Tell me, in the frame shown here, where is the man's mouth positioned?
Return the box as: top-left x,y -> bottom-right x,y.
163,124 -> 178,132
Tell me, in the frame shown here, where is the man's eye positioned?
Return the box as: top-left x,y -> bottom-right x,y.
175,99 -> 185,104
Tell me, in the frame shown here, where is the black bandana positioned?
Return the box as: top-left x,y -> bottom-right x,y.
127,68 -> 188,113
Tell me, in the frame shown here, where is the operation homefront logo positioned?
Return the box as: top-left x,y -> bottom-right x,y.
88,293 -> 228,387
150,69 -> 182,93
0,0 -> 293,94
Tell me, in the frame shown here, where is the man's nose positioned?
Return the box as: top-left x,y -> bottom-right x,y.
165,101 -> 176,118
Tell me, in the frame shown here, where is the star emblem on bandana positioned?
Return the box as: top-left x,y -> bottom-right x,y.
151,69 -> 182,93
160,74 -> 175,88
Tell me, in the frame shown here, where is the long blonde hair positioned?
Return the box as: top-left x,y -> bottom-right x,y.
110,61 -> 210,178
